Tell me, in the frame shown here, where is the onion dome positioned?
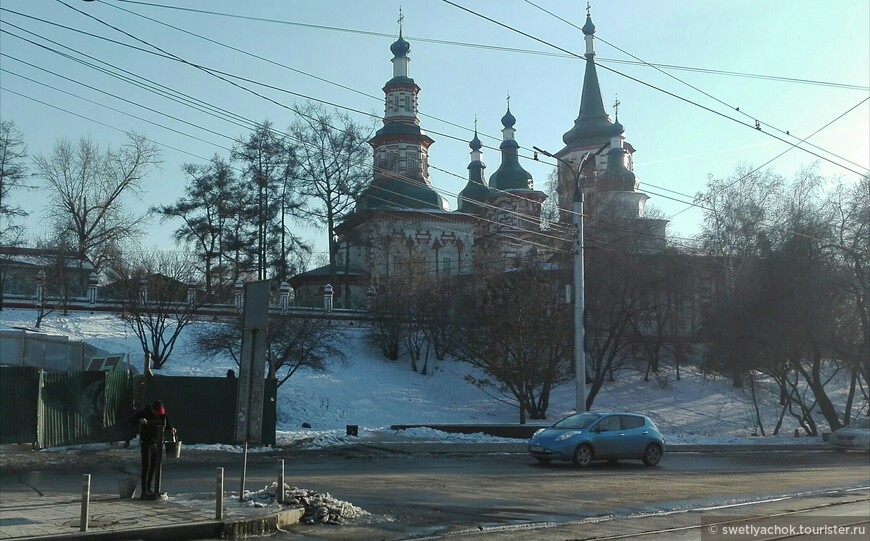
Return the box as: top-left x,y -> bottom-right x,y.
469,131 -> 482,151
582,14 -> 596,35
459,128 -> 489,213
501,108 -> 516,129
390,34 -> 410,58
488,107 -> 533,191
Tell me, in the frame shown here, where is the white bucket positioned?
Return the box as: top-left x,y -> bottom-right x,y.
118,478 -> 137,499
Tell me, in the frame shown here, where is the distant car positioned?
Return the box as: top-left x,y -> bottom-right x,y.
828,417 -> 870,452
528,412 -> 664,467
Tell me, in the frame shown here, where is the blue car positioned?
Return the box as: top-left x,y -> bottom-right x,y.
528,412 -> 665,467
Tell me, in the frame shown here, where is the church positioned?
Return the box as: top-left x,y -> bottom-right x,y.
290,10 -> 667,308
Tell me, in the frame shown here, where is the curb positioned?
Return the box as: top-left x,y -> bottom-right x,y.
354,442 -> 834,455
16,507 -> 305,541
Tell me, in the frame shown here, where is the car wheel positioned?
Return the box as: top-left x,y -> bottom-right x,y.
642,443 -> 662,467
535,457 -> 552,465
573,444 -> 593,467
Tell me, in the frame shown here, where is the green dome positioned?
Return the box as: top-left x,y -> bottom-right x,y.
358,177 -> 446,211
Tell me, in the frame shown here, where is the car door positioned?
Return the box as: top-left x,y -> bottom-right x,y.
591,415 -> 623,458
619,415 -> 649,457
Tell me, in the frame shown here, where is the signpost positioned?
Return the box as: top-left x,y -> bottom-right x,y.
234,280 -> 270,501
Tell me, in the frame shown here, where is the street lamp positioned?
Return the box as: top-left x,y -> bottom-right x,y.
533,144 -> 605,413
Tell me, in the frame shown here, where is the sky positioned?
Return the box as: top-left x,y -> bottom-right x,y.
1,0 -> 868,258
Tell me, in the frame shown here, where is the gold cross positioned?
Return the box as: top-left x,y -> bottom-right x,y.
613,95 -> 620,117
398,7 -> 404,34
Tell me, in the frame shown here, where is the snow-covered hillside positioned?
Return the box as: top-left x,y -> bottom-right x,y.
1,308 -> 860,448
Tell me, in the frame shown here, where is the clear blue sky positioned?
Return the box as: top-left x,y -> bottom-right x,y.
2,0 -> 868,258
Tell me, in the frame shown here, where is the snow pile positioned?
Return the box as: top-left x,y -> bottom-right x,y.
239,482 -> 368,525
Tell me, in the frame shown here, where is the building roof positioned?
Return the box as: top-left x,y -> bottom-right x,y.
561,13 -> 624,147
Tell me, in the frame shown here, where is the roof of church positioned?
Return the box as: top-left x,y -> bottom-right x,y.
488,107 -> 533,191
357,28 -> 444,212
458,128 -> 490,212
358,177 -> 447,211
390,33 -> 410,58
562,13 -> 624,147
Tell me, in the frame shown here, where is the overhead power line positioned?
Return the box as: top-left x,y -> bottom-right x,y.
106,0 -> 868,91
440,0 -> 868,178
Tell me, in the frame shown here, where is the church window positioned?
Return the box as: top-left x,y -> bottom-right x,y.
403,95 -> 411,112
442,257 -> 452,276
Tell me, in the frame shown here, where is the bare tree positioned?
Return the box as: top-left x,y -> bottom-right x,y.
825,174 -> 870,424
289,103 -> 373,304
191,314 -> 345,388
34,133 -> 161,272
110,249 -> 204,369
695,165 -> 786,386
0,119 -> 28,243
450,264 -> 572,424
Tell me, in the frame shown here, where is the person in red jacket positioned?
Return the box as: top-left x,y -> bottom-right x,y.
131,400 -> 175,499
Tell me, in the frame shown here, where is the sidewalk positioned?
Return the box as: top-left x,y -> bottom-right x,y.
0,491 -> 303,541
0,439 -> 834,540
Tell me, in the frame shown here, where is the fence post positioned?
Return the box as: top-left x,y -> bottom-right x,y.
277,459 -> 284,504
216,467 -> 224,520
80,474 -> 90,532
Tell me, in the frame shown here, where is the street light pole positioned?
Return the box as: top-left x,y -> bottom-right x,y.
533,145 -> 602,413
572,176 -> 587,413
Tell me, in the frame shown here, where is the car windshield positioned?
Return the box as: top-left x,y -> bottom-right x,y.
849,418 -> 870,429
553,413 -> 601,429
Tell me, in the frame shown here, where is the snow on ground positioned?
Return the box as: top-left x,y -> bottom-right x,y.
1,308 -> 856,449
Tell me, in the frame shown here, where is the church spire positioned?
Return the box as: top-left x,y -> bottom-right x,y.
357,19 -> 446,211
562,7 -> 623,146
458,119 -> 490,213
488,103 -> 533,191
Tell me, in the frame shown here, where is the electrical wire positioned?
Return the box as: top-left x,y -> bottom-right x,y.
523,0 -> 868,173
7,1 -> 855,256
106,0 -> 868,91
440,0 -> 868,178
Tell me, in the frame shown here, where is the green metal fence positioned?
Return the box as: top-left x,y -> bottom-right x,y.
0,367 -> 40,445
0,367 -> 276,448
143,375 -> 276,445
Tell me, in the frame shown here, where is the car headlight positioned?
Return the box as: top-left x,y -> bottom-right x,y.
555,431 -> 582,441
532,428 -> 545,437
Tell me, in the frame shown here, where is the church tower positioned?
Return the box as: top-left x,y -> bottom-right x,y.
476,105 -> 548,269
555,8 -> 664,246
457,124 -> 490,213
357,16 -> 446,211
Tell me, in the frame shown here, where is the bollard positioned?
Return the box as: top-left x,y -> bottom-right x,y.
80,474 -> 90,532
216,467 -> 224,520
277,460 -> 285,504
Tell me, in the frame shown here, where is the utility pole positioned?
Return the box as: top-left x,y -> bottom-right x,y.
534,144 -> 606,413
572,177 -> 586,412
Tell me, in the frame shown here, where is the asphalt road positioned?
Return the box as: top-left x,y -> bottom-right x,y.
2,448 -> 868,540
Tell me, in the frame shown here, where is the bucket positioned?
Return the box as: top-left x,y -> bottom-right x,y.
165,441 -> 182,459
118,478 -> 137,499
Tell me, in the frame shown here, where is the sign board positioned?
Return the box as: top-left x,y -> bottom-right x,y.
234,280 -> 271,443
